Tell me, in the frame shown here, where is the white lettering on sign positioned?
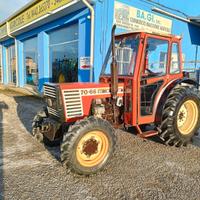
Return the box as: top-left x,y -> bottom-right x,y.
80,57 -> 91,70
114,2 -> 172,34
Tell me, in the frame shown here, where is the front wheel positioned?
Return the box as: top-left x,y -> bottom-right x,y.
61,117 -> 116,175
159,85 -> 200,147
32,110 -> 61,147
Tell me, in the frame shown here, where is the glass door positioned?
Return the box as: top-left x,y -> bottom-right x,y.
0,46 -> 2,83
23,37 -> 38,86
7,45 -> 16,84
138,37 -> 169,124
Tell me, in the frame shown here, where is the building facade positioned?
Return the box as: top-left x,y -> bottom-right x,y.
0,0 -> 199,93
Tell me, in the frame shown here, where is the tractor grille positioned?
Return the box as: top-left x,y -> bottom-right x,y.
44,84 -> 56,98
62,89 -> 83,118
44,84 -> 60,118
47,107 -> 60,118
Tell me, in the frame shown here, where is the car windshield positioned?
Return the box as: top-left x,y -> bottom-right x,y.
101,35 -> 139,76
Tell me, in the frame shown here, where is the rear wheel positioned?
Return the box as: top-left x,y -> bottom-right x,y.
177,100 -> 198,135
61,117 -> 116,175
159,85 -> 200,147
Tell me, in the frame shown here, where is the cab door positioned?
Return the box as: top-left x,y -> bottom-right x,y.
137,35 -> 170,124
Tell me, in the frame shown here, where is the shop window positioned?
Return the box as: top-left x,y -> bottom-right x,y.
7,45 -> 16,84
0,46 -> 2,83
49,24 -> 78,83
23,37 -> 38,86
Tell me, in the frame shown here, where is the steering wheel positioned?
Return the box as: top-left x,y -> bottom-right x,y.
144,68 -> 162,77
145,68 -> 155,74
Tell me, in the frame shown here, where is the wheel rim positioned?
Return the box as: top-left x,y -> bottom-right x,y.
177,100 -> 198,135
76,131 -> 109,167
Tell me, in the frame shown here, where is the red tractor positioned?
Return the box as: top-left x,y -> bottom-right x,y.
32,26 -> 200,175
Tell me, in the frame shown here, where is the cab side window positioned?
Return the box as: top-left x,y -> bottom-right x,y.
170,43 -> 180,74
143,38 -> 168,77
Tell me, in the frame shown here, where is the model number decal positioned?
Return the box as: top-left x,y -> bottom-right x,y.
80,87 -> 123,96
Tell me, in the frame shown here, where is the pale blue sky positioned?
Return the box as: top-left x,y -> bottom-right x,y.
0,0 -> 31,23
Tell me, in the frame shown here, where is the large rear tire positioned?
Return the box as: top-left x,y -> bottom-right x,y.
61,117 -> 116,175
159,85 -> 200,147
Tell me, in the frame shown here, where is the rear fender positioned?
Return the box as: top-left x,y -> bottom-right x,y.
155,78 -> 199,123
179,78 -> 199,88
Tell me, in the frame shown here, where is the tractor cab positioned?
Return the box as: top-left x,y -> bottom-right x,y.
100,31 -> 183,126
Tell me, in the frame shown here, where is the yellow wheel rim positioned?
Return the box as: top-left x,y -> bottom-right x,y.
76,131 -> 109,167
177,100 -> 198,135
58,73 -> 65,83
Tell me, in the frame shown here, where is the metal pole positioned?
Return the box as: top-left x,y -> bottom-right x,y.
81,0 -> 95,82
195,45 -> 199,85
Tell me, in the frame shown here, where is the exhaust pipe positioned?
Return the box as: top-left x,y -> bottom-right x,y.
111,24 -> 118,100
110,25 -> 118,124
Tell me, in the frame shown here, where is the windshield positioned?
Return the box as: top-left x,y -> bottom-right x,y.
101,35 -> 139,76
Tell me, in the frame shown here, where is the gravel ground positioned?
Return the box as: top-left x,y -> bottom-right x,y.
1,90 -> 200,200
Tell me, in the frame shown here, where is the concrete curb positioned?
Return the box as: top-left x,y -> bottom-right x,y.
0,84 -> 43,98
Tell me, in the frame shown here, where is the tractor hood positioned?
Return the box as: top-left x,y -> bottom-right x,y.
57,82 -> 124,122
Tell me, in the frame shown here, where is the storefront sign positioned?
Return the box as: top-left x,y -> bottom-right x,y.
8,0 -> 74,33
80,57 -> 90,70
114,2 -> 172,34
0,24 -> 7,39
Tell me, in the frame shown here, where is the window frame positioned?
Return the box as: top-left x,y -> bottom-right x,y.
170,42 -> 181,75
115,35 -> 140,76
101,34 -> 140,77
143,37 -> 169,78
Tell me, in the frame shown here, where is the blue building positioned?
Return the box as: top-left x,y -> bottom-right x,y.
0,0 -> 200,93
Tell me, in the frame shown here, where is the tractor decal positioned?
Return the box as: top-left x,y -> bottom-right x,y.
79,87 -> 124,96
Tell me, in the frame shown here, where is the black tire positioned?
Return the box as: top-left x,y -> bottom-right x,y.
159,85 -> 200,147
32,110 -> 60,147
61,117 -> 116,175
